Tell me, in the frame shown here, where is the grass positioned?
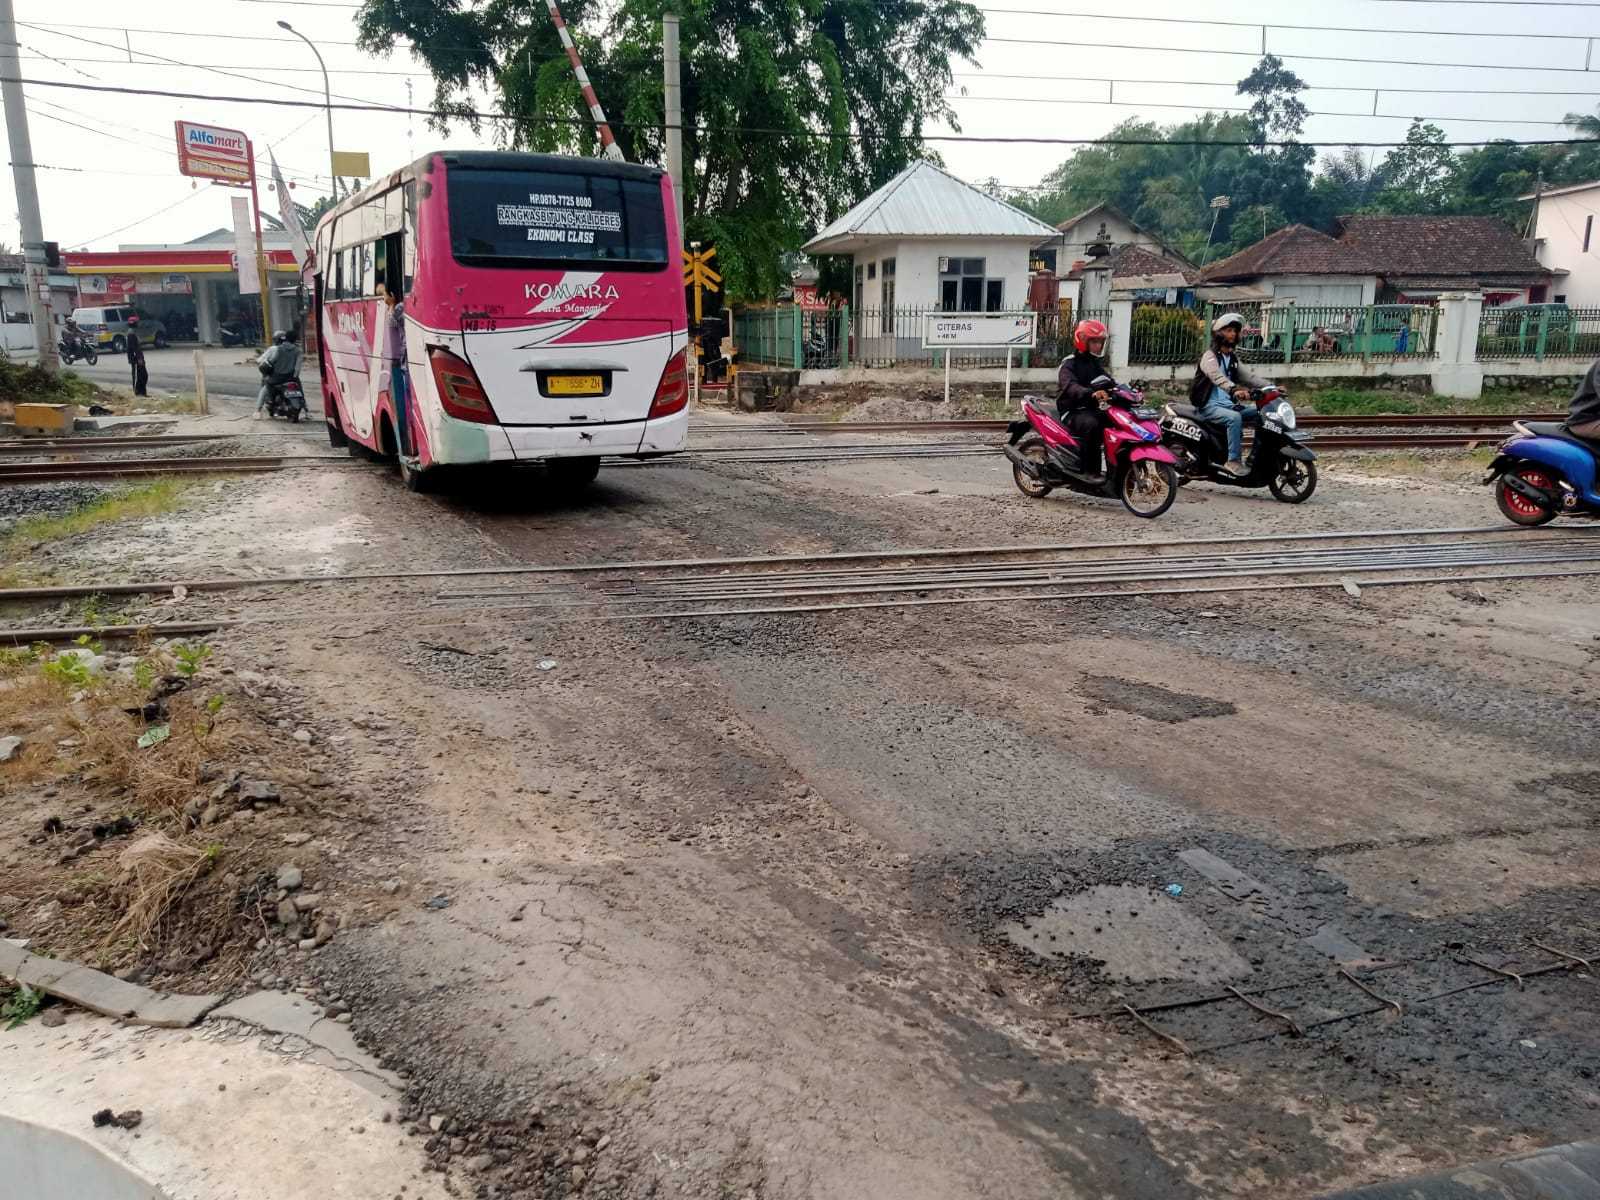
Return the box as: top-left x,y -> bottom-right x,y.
0,355 -> 100,406
1301,386 -> 1571,418
0,478 -> 195,589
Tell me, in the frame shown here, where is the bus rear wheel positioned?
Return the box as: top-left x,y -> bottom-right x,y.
547,456 -> 601,489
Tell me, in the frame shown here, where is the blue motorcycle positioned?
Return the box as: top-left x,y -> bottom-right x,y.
1484,420 -> 1600,526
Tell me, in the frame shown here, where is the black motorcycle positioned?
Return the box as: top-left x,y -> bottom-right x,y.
1159,385 -> 1318,503
263,375 -> 307,422
58,335 -> 97,365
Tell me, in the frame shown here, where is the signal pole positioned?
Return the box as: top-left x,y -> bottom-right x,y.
0,0 -> 59,370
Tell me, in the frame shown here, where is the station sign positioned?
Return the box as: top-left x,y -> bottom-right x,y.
921,312 -> 1036,349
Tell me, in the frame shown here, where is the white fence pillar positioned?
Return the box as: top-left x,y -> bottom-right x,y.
1108,295 -> 1133,377
1433,291 -> 1484,399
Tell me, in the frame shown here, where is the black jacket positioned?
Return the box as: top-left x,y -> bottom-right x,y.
1057,351 -> 1107,410
1569,358 -> 1600,430
126,332 -> 144,364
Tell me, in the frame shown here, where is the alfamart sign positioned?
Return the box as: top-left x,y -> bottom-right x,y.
174,121 -> 252,184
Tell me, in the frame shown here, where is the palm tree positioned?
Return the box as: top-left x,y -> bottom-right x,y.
1564,108 -> 1600,139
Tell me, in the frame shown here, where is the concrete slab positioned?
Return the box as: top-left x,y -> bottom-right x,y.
210,990 -> 402,1097
1003,883 -> 1252,985
1,944 -> 220,1028
74,414 -> 182,432
1317,1141 -> 1600,1198
0,1009 -> 450,1200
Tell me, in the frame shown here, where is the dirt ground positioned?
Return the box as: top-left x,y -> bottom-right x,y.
3,397 -> 1600,1199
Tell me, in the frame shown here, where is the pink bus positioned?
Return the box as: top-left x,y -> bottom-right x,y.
312,150 -> 689,491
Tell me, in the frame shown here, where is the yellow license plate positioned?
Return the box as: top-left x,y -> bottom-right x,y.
546,374 -> 603,396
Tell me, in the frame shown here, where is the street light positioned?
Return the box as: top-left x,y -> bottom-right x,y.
277,19 -> 338,200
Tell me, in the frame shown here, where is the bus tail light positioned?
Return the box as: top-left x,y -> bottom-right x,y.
428,348 -> 498,424
648,349 -> 689,420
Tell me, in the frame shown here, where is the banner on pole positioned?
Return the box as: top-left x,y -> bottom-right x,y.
232,196 -> 261,295
269,150 -> 310,269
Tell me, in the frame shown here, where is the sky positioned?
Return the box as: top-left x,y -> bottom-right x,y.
2,0 -> 1598,251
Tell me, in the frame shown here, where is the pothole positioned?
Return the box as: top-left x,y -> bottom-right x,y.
1081,677 -> 1238,724
1002,883 -> 1252,984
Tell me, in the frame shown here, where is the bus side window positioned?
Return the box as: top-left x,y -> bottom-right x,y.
373,238 -> 388,296
402,181 -> 417,294
381,233 -> 403,300
359,244 -> 376,297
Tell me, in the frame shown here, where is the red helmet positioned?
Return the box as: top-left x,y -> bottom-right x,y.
1073,318 -> 1107,352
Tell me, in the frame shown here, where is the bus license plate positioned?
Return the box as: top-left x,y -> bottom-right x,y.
547,374 -> 603,396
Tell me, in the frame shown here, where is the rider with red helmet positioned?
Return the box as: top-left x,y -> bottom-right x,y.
1056,318 -> 1112,478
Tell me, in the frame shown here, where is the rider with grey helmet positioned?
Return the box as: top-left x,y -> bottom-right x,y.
1190,312 -> 1272,476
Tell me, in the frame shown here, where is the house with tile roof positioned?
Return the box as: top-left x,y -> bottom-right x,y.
1200,216 -> 1550,307
1518,179 -> 1600,306
1051,203 -> 1198,306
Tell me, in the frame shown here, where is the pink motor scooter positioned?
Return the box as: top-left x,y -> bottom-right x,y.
1004,375 -> 1181,518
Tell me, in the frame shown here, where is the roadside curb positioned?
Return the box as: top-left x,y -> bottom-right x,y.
0,939 -> 219,1029
1319,1140 -> 1600,1198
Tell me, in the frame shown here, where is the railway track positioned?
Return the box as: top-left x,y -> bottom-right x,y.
690,413 -> 1562,435
3,525 -> 1597,638
0,420 -> 1547,483
0,455 -> 348,483
0,433 -> 323,456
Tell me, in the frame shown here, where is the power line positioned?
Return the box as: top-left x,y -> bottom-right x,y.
15,53 -> 423,79
947,93 -> 1581,126
950,70 -> 1600,98
24,17 -> 1600,78
983,34 -> 1600,73
68,184 -> 217,249
972,5 -> 1600,39
6,73 -> 1598,148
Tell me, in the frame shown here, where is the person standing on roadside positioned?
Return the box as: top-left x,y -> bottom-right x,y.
126,314 -> 149,397
383,282 -> 414,459
1566,356 -> 1600,440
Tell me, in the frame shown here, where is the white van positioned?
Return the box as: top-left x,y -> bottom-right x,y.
69,306 -> 168,352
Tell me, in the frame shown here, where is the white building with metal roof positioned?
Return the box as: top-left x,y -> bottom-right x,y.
803,160 -> 1057,316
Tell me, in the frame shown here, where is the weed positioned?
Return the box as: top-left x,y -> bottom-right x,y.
1302,386 -> 1571,418
0,645 -> 38,676
1,984 -> 43,1030
172,642 -> 212,677
40,652 -> 94,690
1,479 -> 196,579
133,659 -> 157,691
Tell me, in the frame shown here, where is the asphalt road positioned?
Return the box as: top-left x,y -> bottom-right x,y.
12,417 -> 1600,1198
66,346 -> 327,407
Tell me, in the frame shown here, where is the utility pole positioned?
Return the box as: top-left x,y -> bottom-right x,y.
662,12 -> 684,240
0,0 -> 59,371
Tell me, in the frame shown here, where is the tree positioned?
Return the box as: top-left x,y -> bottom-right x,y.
356,0 -> 984,299
1565,105 -> 1600,141
297,196 -> 338,228
1366,120 -> 1455,214
1237,54 -> 1308,148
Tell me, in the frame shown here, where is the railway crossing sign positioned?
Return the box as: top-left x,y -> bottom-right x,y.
683,244 -> 720,292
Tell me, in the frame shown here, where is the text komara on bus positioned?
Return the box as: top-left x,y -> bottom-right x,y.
312,150 -> 689,491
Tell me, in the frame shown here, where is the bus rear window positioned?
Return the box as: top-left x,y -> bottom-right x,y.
447,168 -> 668,268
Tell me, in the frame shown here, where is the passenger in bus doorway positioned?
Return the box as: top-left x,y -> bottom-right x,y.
384,283 -> 414,459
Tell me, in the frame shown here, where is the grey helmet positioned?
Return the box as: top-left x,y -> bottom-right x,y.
1212,311 -> 1246,334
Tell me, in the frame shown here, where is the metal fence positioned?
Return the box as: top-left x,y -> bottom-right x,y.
1169,302 -> 1439,367
1477,304 -> 1600,361
732,304 -> 1066,370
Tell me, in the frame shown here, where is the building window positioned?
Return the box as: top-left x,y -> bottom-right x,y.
853,264 -> 864,318
938,256 -> 1001,312
1586,214 -> 1594,254
880,258 -> 895,333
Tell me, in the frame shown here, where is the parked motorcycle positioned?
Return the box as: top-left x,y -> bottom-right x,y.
57,336 -> 97,366
1005,376 -> 1181,518
1484,419 -> 1600,525
1160,386 -> 1318,503
263,376 -> 307,422
219,323 -> 248,348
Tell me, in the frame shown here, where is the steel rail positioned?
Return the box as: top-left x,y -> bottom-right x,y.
578,566 -> 1600,622
0,524 -> 1586,604
686,413 -> 1565,435
435,535 -> 1591,600
7,564 -> 1600,643
441,548 -> 1600,611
